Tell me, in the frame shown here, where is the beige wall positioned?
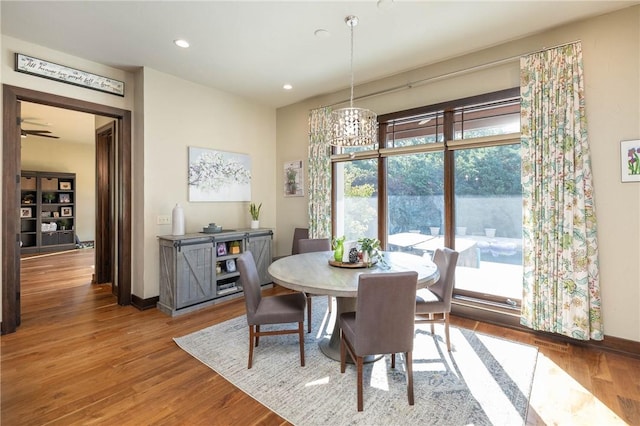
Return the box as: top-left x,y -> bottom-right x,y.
139,68 -> 276,299
21,139 -> 95,241
276,6 -> 640,342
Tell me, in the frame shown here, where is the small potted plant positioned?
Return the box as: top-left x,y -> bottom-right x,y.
249,202 -> 261,229
357,237 -> 383,266
43,193 -> 56,203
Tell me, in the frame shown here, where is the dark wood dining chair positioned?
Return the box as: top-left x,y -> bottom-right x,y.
237,251 -> 306,369
340,271 -> 418,411
415,247 -> 459,351
297,238 -> 332,332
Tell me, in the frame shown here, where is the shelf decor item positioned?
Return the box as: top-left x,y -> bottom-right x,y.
61,207 -> 73,217
332,236 -> 345,262
216,242 -> 227,256
58,193 -> 71,203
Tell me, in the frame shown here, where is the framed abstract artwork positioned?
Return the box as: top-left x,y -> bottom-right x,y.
188,147 -> 252,201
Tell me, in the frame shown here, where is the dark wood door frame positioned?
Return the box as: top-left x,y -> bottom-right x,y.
95,122 -> 115,290
2,85 -> 132,334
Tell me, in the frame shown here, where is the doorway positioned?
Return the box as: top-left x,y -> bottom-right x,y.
2,85 -> 132,334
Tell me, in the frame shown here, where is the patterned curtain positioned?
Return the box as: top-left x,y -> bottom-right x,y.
308,107 -> 332,239
520,42 -> 603,340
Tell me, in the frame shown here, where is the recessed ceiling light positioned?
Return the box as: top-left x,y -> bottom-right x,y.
174,39 -> 190,48
283,84 -> 293,90
377,0 -> 395,10
314,29 -> 330,39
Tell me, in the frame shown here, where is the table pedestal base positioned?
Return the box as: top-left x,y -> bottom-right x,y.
318,296 -> 381,364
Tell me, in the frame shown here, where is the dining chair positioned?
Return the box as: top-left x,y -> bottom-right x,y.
297,238 -> 332,332
415,247 -> 459,351
237,251 -> 306,369
339,271 -> 418,411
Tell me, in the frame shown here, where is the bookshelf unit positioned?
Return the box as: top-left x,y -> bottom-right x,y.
20,171 -> 76,254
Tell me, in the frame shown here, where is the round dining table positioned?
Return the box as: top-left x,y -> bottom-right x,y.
268,250 -> 439,361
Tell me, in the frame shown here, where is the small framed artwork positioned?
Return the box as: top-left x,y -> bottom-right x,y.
225,259 -> 236,273
284,160 -> 304,197
216,242 -> 227,256
53,212 -> 60,218
59,181 -> 72,190
61,207 -> 73,217
20,208 -> 32,218
58,193 -> 71,203
621,139 -> 640,182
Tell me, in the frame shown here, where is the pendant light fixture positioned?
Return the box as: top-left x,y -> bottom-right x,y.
330,15 -> 378,147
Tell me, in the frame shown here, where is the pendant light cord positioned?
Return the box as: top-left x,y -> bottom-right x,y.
349,18 -> 354,108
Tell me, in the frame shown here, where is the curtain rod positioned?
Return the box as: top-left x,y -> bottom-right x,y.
323,39 -> 581,108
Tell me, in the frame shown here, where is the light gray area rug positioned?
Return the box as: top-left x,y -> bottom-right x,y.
174,297 -> 538,425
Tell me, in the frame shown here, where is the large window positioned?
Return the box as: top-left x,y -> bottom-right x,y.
332,88 -> 522,309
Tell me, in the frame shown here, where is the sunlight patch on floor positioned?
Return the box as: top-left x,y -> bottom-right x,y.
530,353 -> 626,424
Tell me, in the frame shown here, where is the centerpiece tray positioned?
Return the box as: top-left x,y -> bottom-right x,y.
328,259 -> 375,269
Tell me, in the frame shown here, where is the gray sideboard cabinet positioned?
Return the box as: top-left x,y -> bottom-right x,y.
157,229 -> 273,316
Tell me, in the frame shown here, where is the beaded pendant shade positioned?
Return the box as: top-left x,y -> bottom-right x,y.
330,15 -> 378,147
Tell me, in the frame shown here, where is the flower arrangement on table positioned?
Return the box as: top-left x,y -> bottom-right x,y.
357,237 -> 384,266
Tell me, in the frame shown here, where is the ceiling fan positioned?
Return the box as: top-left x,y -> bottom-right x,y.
20,118 -> 60,139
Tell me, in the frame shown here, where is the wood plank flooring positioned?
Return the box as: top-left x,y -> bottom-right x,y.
2,249 -> 639,425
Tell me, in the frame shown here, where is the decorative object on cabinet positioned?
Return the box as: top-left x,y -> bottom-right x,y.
249,202 -> 261,229
157,229 -> 273,316
20,171 -> 76,253
188,146 -> 251,202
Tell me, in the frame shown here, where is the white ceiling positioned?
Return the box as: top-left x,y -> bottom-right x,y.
3,0 -> 638,142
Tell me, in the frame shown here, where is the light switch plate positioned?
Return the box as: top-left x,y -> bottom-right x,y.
157,215 -> 171,225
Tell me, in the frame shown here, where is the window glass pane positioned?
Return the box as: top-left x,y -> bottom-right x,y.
454,100 -> 520,139
387,152 -> 445,256
334,159 -> 378,241
385,112 -> 444,147
453,144 -> 523,303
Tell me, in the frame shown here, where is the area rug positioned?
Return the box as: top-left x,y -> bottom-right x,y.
174,298 -> 538,425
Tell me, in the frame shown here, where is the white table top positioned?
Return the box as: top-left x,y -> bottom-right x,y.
268,251 -> 439,298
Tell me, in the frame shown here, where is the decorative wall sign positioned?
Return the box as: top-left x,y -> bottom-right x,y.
621,139 -> 640,182
188,147 -> 252,202
284,160 -> 304,197
15,53 -> 125,97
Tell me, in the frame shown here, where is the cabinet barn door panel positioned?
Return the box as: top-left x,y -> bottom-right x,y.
176,244 -> 216,309
246,234 -> 272,286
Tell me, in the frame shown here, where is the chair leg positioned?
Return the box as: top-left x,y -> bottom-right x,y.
327,295 -> 332,312
307,296 -> 312,333
391,353 -> 396,369
356,355 -> 364,411
248,325 -> 255,369
255,325 -> 260,347
444,313 -> 451,352
406,351 -> 414,406
340,331 -> 347,373
298,321 -> 305,367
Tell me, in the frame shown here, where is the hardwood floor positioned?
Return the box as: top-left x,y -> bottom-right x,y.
2,249 -> 639,425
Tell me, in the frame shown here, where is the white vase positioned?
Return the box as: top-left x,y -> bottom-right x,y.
172,203 -> 185,235
485,228 -> 496,238
361,251 -> 369,264
250,220 -> 259,229
430,227 -> 440,236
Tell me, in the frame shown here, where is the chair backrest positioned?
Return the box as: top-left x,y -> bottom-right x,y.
354,271 -> 418,356
237,251 -> 262,325
291,228 -> 309,255
298,238 -> 331,253
429,248 -> 459,308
